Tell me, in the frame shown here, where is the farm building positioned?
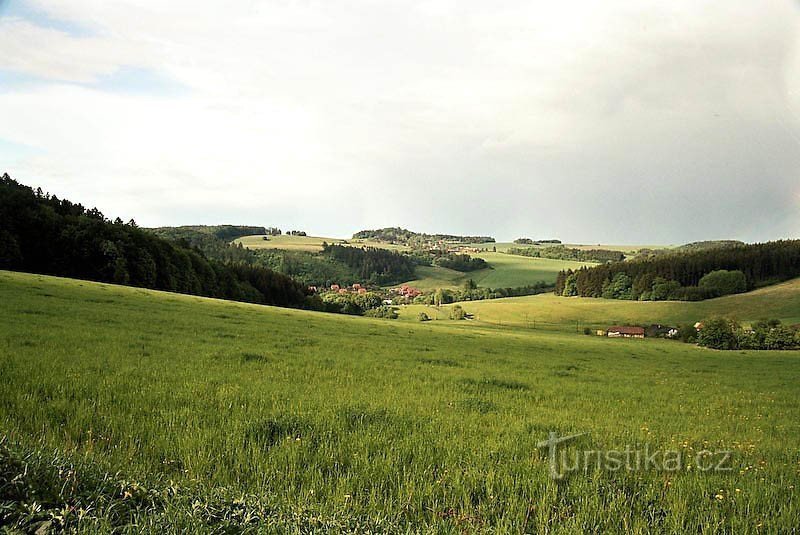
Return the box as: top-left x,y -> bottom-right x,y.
607,326 -> 645,338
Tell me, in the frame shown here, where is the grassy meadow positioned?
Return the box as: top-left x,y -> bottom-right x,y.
1,270 -> 799,532
399,278 -> 800,331
234,234 -> 410,253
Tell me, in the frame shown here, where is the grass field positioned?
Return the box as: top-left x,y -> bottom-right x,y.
234,234 -> 345,252
399,278 -> 800,331
1,270 -> 799,532
235,234 -> 410,253
470,253 -> 592,288
401,254 -> 591,290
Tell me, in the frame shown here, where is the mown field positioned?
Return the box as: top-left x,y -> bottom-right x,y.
399,278 -> 800,331
1,270 -> 799,532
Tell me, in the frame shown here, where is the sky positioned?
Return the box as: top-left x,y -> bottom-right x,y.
1,0 -> 799,244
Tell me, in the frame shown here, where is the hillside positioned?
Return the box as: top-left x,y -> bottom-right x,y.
400,277 -> 800,329
235,235 -> 592,289
1,270 -> 799,531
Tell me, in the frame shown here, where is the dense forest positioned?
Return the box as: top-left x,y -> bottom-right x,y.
432,253 -> 488,272
0,175 -> 315,309
322,244 -> 416,285
147,226 -> 262,264
353,227 -> 494,245
150,225 -> 266,243
508,245 -> 624,263
555,240 -> 800,301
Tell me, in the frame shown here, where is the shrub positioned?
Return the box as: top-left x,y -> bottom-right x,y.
676,323 -> 698,343
417,312 -> 431,322
450,305 -> 466,320
363,306 -> 398,319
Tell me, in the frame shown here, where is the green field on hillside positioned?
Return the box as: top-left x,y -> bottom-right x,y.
399,278 -> 800,330
1,270 -> 799,532
471,252 -> 592,288
235,234 -> 410,253
235,234 -> 344,252
397,254 -> 590,291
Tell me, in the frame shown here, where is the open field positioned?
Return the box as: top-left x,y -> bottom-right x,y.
470,252 -> 592,288
1,270 -> 799,532
235,234 -> 410,253
396,254 -> 591,290
399,278 -> 800,331
234,234 -> 345,252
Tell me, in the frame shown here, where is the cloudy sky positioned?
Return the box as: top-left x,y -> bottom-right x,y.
1,0 -> 799,244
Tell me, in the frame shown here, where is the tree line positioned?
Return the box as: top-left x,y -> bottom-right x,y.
509,245 -> 625,264
353,227 -> 495,245
555,240 -> 800,301
0,175 -> 316,309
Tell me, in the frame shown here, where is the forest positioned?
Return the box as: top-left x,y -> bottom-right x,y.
508,245 -> 625,263
0,175 -> 315,309
353,227 -> 494,245
555,240 -> 800,301
321,243 -> 416,285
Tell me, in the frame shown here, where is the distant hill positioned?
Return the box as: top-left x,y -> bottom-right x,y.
675,240 -> 745,252
353,227 -> 494,245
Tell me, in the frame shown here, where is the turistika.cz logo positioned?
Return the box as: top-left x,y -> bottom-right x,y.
537,431 -> 733,480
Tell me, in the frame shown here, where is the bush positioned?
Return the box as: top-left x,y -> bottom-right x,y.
676,323 -> 698,343
364,306 -> 398,319
450,305 -> 466,320
417,312 -> 431,322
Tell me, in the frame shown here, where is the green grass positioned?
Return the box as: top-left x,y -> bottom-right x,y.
399,278 -> 800,331
235,234 -> 411,253
1,270 -> 799,532
393,254 -> 590,291
470,252 -> 592,288
234,234 -> 345,252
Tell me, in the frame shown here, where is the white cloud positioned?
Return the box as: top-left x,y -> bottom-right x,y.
1,0 -> 799,241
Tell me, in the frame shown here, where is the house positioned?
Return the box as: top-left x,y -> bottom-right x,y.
607,326 -> 645,338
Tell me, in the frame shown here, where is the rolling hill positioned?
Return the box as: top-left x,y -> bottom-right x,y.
1,269 -> 799,531
235,234 -> 593,289
399,277 -> 800,330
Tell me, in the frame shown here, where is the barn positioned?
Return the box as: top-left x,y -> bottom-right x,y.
607,326 -> 645,338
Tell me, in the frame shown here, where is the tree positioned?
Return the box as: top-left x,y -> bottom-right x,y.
699,270 -> 747,297
601,273 -> 632,300
562,272 -> 578,297
697,318 -> 739,350
450,305 -> 466,320
464,278 -> 477,290
434,288 -> 445,307
650,277 -> 681,301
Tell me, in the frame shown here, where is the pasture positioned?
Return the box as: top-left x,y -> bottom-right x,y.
1,270 -> 799,532
399,278 -> 800,331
